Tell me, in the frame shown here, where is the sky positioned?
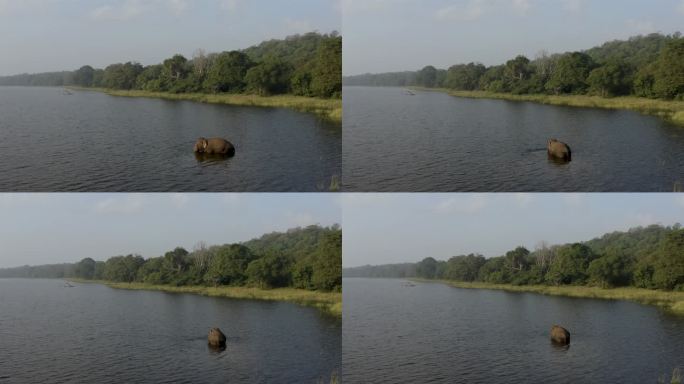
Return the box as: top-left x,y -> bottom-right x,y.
0,0 -> 341,76
342,193 -> 684,267
342,0 -> 684,75
0,193 -> 341,268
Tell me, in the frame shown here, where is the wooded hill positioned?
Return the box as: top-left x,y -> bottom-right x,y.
344,33 -> 684,100
344,224 -> 684,291
0,32 -> 342,99
0,225 -> 342,292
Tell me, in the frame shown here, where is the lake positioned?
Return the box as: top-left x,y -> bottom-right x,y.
342,86 -> 684,192
343,278 -> 684,383
0,87 -> 341,192
0,279 -> 341,383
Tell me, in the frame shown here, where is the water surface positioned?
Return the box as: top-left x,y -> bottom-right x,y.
0,87 -> 341,191
0,279 -> 341,383
343,86 -> 684,191
343,278 -> 684,383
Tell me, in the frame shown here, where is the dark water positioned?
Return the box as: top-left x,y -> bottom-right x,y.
0,279 -> 341,383
342,86 -> 684,192
343,278 -> 684,383
0,87 -> 341,191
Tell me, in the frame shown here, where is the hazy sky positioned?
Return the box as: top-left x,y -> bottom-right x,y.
0,0 -> 341,76
343,193 -> 684,267
342,0 -> 684,75
0,193 -> 341,268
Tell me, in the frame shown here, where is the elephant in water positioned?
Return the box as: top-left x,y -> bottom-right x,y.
550,325 -> 570,345
193,137 -> 235,157
547,139 -> 571,162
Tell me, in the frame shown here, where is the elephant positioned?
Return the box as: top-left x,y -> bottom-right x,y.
208,327 -> 226,347
547,139 -> 571,162
193,137 -> 235,157
550,325 -> 570,345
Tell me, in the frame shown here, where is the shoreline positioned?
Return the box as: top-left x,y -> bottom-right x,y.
411,278 -> 684,315
409,87 -> 684,127
69,87 -> 342,122
69,279 -> 342,317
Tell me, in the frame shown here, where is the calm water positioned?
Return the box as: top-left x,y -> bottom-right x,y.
0,279 -> 341,383
0,87 -> 341,191
343,278 -> 684,383
343,86 -> 684,191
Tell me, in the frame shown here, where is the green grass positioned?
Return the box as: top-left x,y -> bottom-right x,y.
69,279 -> 341,317
437,89 -> 684,127
70,87 -> 342,122
418,279 -> 684,315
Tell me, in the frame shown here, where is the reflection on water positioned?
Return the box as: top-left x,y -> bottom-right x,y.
343,86 -> 684,191
0,87 -> 341,191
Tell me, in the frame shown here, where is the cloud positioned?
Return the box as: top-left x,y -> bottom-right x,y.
220,0 -> 242,11
561,193 -> 584,207
89,0 -> 191,21
434,195 -> 487,214
168,0 -> 188,16
512,0 -> 531,14
561,0 -> 583,13
93,195 -> 144,214
284,18 -> 314,33
678,0 -> 684,15
435,0 -> 485,22
626,19 -> 657,34
342,0 -> 408,14
512,193 -> 534,208
286,211 -> 318,227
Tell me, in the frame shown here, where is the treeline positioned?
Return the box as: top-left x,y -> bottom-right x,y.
343,224 -> 684,291
0,32 -> 341,98
343,33 -> 684,100
0,225 -> 342,292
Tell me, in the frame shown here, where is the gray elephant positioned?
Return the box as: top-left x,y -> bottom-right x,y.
193,137 -> 235,156
547,139 -> 571,162
550,325 -> 570,345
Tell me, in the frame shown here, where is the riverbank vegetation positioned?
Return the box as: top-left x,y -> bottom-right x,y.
0,225 -> 342,315
344,224 -> 684,314
344,33 -> 684,124
0,32 -> 342,119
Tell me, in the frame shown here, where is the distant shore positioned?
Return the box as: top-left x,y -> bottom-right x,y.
69,87 -> 342,122
69,279 -> 342,317
414,278 -> 684,315
412,87 -> 684,127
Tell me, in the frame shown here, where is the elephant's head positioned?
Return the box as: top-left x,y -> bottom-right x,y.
193,137 -> 208,153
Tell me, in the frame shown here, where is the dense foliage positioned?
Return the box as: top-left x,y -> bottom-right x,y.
0,225 -> 342,292
0,32 -> 341,99
343,33 -> 684,100
343,224 -> 684,291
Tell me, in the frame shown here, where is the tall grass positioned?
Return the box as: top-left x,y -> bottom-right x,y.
422,279 -> 684,315
71,88 -> 342,122
442,90 -> 684,127
70,279 -> 341,317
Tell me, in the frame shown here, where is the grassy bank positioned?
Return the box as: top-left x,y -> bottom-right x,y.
71,87 -> 342,122
442,90 -> 684,127
69,279 -> 341,317
416,279 -> 684,315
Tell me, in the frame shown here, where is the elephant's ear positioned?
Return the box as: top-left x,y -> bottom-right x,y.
202,139 -> 208,150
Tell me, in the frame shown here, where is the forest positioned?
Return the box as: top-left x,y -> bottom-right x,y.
0,225 -> 342,292
343,33 -> 684,100
343,224 -> 684,291
0,32 -> 342,99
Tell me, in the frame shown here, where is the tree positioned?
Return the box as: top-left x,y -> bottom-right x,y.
505,246 -> 530,272
587,60 -> 631,97
587,251 -> 631,287
204,51 -> 253,93
205,244 -> 256,286
417,66 -> 438,88
416,257 -> 438,279
444,254 -> 486,282
245,57 -> 292,95
546,243 -> 595,285
651,229 -> 684,290
505,55 -> 531,82
73,66 -> 95,87
545,52 -> 595,94
310,36 -> 342,98
445,63 -> 486,90
192,49 -> 210,79
652,39 -> 684,99
104,254 -> 144,282
135,65 -> 163,91
310,230 -> 342,291
246,253 -> 293,288
75,257 -> 96,279
102,62 -> 143,90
